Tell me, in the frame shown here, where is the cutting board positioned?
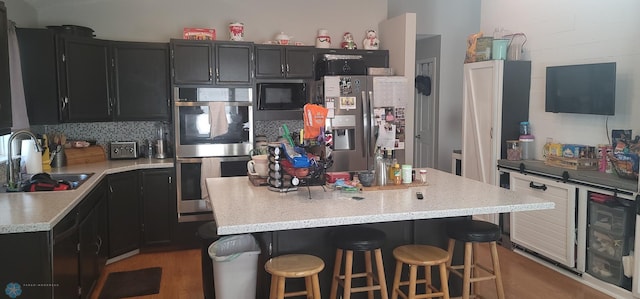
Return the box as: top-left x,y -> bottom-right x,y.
65,145 -> 107,166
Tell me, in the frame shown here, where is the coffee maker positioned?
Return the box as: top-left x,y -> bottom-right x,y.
154,122 -> 169,159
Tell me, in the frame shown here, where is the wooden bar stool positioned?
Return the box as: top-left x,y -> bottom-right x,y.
329,226 -> 389,299
391,244 -> 450,299
445,220 -> 504,299
265,254 -> 325,299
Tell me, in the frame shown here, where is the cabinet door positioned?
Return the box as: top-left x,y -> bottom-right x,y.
361,50 -> 389,68
284,47 -> 315,79
0,232 -> 54,298
16,28 -> 61,125
0,2 -> 10,134
170,39 -> 213,86
215,41 -> 253,85
461,60 -> 501,185
140,168 -> 175,247
112,41 -> 170,121
79,206 -> 98,299
52,210 -> 78,299
510,172 -> 577,268
62,37 -> 112,122
255,45 -> 284,78
107,171 -> 140,258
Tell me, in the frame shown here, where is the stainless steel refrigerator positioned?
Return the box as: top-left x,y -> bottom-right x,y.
312,75 -> 408,172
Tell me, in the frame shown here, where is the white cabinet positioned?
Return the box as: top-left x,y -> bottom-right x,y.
462,60 -> 531,185
462,60 -> 530,224
510,172 -> 577,268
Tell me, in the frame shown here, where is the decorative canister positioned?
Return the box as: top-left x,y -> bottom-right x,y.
315,29 -> 331,48
229,22 -> 244,41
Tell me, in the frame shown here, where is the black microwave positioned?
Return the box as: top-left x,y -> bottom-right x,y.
257,82 -> 307,111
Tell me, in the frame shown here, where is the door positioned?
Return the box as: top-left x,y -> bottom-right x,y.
216,42 -> 253,85
170,39 -> 213,85
510,172 -> 577,268
413,58 -> 437,168
462,61 -> 502,186
112,41 -> 170,121
107,171 -> 140,258
140,169 -> 175,246
62,37 -> 112,122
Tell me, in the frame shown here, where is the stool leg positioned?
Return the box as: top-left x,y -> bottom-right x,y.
365,250 -> 374,299
330,249 -> 343,299
312,274 -> 322,299
462,242 -> 473,299
276,276 -> 286,299
472,242 -> 479,295
425,265 -> 432,294
490,242 -> 505,299
374,248 -> 389,299
409,264 -> 418,298
305,276 -> 313,299
446,238 -> 455,280
343,250 -> 354,299
391,260 -> 402,299
439,262 -> 451,299
269,275 -> 278,299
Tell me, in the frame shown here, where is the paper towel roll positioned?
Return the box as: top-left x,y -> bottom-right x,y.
21,139 -> 43,174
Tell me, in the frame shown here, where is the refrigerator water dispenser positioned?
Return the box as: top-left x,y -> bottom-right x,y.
333,129 -> 355,150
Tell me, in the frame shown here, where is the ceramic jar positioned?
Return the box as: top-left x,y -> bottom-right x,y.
315,29 -> 331,48
275,32 -> 291,45
229,22 -> 244,41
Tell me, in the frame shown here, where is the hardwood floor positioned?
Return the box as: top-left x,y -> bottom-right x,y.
91,245 -> 613,299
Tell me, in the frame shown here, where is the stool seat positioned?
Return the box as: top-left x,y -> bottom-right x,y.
445,220 -> 501,243
265,254 -> 324,299
393,244 -> 449,266
391,245 -> 450,299
332,226 -> 386,251
265,254 -> 325,278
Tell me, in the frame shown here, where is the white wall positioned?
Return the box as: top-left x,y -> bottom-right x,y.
32,0 -> 387,46
5,0 -> 37,27
389,0 -> 481,171
481,0 -> 640,157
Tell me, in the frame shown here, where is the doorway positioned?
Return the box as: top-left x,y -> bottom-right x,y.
413,57 -> 437,168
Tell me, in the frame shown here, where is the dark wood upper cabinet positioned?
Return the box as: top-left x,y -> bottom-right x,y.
112,41 -> 170,121
255,45 -> 315,79
62,36 -> 112,122
316,48 -> 389,68
0,2 -> 12,134
17,28 -> 170,124
170,39 -> 254,87
170,39 -> 213,86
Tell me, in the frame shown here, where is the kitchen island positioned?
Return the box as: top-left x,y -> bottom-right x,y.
206,168 -> 554,235
206,168 -> 555,298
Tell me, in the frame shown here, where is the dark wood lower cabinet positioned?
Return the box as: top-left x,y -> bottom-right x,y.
107,171 -> 141,258
140,168 -> 176,247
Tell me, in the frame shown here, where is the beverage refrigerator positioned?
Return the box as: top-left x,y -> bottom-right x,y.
311,75 -> 408,172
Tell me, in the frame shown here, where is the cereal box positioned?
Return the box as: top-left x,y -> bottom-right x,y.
183,28 -> 216,40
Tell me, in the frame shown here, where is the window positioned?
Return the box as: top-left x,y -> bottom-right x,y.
0,133 -> 9,163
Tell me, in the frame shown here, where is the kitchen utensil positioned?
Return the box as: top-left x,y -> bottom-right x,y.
50,145 -> 67,168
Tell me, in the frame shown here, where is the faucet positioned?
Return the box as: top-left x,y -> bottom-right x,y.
6,130 -> 43,191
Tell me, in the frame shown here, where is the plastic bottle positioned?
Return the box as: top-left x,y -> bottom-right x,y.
374,147 -> 387,186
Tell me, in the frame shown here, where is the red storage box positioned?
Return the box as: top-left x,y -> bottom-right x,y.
183,28 -> 216,40
325,172 -> 351,183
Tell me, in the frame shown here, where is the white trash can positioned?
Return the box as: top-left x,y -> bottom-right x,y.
208,234 -> 261,299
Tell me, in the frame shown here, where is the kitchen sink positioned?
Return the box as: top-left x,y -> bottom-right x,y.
1,172 -> 95,193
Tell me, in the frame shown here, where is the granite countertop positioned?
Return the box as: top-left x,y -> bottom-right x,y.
498,159 -> 638,193
0,158 -> 173,234
206,168 -> 555,235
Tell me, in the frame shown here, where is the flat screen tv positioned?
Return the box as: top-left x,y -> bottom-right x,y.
545,62 -> 616,115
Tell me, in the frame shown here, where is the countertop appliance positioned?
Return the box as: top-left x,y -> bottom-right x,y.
312,75 -> 408,172
254,81 -> 307,121
109,141 -> 138,159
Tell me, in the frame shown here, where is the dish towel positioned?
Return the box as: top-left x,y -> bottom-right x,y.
208,102 -> 228,138
201,157 -> 222,200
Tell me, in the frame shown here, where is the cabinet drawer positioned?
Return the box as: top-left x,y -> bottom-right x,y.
587,251 -> 631,289
589,200 -> 634,234
589,227 -> 632,259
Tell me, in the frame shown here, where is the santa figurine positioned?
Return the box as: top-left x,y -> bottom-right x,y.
341,32 -> 357,49
362,29 -> 380,50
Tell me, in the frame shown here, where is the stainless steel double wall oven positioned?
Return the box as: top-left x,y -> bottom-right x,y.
173,87 -> 253,222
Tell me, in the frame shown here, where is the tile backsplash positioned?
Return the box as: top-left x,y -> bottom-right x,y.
254,120 -> 303,142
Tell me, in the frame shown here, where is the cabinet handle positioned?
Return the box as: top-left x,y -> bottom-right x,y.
61,97 -> 68,111
215,68 -> 220,80
529,181 -> 548,191
280,64 -> 284,75
286,64 -> 290,73
95,236 -> 102,255
208,67 -> 213,81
